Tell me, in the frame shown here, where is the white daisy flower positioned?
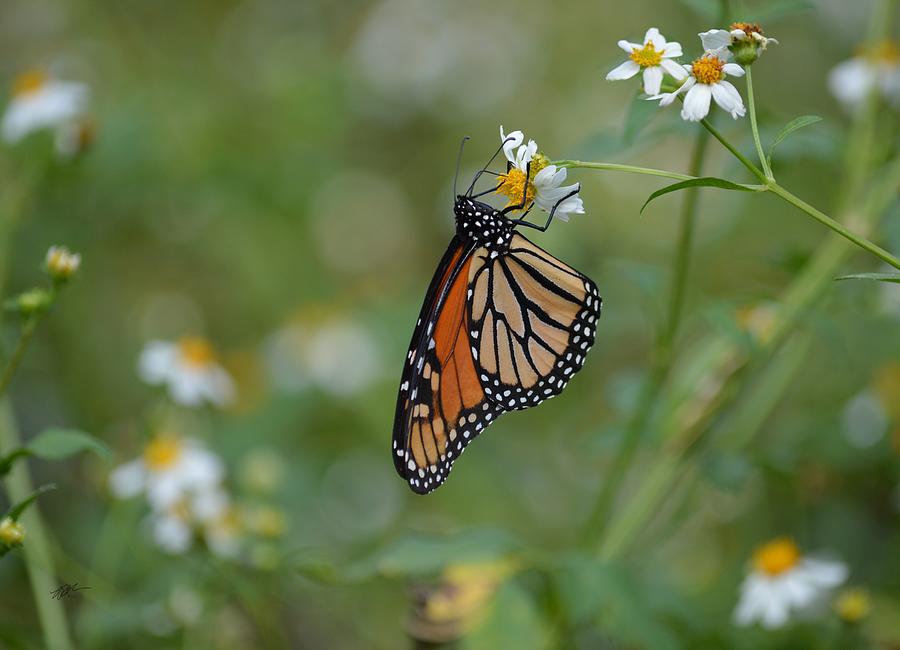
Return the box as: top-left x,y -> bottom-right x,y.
649,51 -> 746,122
496,126 -> 584,222
733,538 -> 848,629
606,27 -> 688,96
1,70 -> 89,144
138,337 -> 236,407
151,507 -> 194,554
700,22 -> 778,56
828,41 -> 900,111
109,434 -> 225,511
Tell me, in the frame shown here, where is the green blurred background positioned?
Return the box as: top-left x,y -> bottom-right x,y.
1,0 -> 899,648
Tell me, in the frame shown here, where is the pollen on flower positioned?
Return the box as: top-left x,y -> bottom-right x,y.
12,70 -> 48,97
730,22 -> 764,38
177,336 -> 216,367
143,434 -> 183,470
629,42 -> 663,68
691,54 -> 726,84
496,153 -> 549,210
752,537 -> 801,576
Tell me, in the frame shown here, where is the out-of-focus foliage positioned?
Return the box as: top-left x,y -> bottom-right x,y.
0,0 -> 899,648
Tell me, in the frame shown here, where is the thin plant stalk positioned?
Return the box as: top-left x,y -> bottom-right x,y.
581,128 -> 711,544
744,65 -> 774,180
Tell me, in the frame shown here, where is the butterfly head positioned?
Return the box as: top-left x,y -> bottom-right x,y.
454,196 -> 513,251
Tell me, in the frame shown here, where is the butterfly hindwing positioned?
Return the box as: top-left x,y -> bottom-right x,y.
466,233 -> 601,411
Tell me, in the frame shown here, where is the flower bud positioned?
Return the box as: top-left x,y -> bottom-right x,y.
45,246 -> 81,283
0,517 -> 25,547
835,588 -> 871,624
8,288 -> 54,317
730,39 -> 758,66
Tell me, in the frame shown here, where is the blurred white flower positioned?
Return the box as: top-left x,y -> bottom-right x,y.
828,41 -> 900,111
842,389 -> 888,448
204,508 -> 242,558
138,337 -> 236,407
700,23 -> 778,54
606,27 -> 687,96
264,317 -> 380,397
649,51 -> 746,121
109,434 -> 225,511
734,538 -> 848,629
2,70 -> 89,144
45,245 -> 81,282
496,126 -> 584,222
151,507 -> 193,554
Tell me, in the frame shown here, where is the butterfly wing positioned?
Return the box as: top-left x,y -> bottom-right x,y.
466,232 -> 601,410
392,236 -> 506,494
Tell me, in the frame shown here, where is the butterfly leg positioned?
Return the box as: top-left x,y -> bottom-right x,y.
510,184 -> 581,232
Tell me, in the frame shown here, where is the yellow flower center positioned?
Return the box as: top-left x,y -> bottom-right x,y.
143,434 -> 183,471
177,336 -> 216,368
12,70 -> 48,97
629,41 -> 663,68
752,537 -> 801,576
496,153 -> 550,211
691,54 -> 726,84
730,22 -> 763,38
867,40 -> 900,64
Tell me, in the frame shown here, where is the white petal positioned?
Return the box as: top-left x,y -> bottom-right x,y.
202,367 -> 236,406
180,445 -> 225,490
109,459 -> 146,498
533,164 -> 562,189
1,81 -> 89,144
801,558 -> 848,587
606,60 -> 641,81
661,42 -> 683,58
712,81 -> 746,119
138,341 -> 177,385
153,514 -> 193,554
661,58 -> 688,80
730,28 -> 747,39
191,489 -> 230,523
499,126 -> 523,164
699,29 -> 732,52
644,27 -> 665,50
681,84 -> 712,121
723,63 -> 745,77
515,139 -> 537,170
168,371 -> 207,406
642,66 -> 664,95
828,59 -> 875,109
146,473 -> 185,510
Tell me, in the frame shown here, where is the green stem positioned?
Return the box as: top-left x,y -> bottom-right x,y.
698,117 -> 767,182
580,129 -> 711,546
553,161 -> 697,182
744,66 -> 774,180
0,317 -> 38,397
767,181 -> 900,271
0,401 -> 74,650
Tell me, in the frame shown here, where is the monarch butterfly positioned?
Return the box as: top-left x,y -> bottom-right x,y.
392,132 -> 601,494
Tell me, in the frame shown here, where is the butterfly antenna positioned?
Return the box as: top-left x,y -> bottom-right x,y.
452,135 -> 470,199
467,136 -> 513,196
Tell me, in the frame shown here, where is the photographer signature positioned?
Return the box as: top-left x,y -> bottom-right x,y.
50,583 -> 91,600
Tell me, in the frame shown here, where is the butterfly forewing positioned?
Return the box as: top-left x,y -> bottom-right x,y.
392,238 -> 506,494
466,233 -> 601,411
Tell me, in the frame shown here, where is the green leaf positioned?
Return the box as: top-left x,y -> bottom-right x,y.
767,115 -> 822,166
4,484 -> 57,521
836,273 -> 900,284
27,428 -> 110,461
641,177 -> 757,213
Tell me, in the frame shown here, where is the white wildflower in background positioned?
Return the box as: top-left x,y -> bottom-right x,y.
842,389 -> 888,448
496,126 -> 584,222
734,537 -> 848,629
829,41 -> 900,111
264,317 -> 380,397
138,337 -> 236,407
109,433 -> 225,510
606,27 -> 687,95
1,70 -> 89,144
650,50 -> 746,121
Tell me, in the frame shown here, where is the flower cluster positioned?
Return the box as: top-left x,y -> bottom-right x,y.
607,23 -> 777,122
109,433 -> 239,555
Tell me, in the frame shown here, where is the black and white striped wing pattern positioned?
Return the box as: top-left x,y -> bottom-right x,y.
466,233 -> 601,411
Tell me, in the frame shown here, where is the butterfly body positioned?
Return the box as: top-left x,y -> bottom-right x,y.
393,167 -> 600,495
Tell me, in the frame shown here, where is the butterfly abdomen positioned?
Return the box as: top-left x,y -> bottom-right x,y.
453,196 -> 514,252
